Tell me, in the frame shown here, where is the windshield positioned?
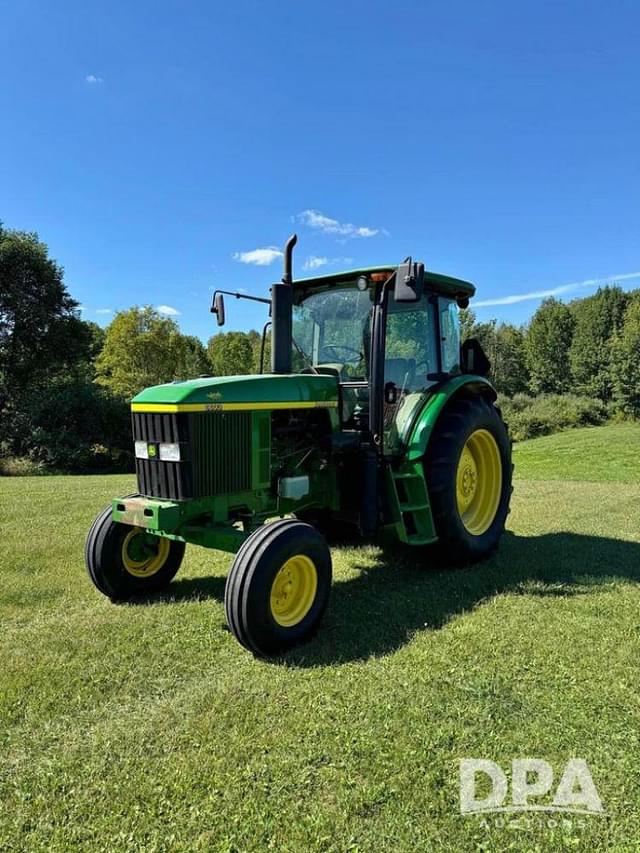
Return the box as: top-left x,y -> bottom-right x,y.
291,287 -> 374,379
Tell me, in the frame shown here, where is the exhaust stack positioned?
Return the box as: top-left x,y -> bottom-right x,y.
271,234 -> 297,374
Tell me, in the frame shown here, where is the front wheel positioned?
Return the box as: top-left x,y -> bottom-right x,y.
424,395 -> 512,565
85,505 -> 185,600
224,519 -> 332,657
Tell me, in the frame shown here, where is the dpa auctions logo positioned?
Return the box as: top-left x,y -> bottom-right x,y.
459,758 -> 605,817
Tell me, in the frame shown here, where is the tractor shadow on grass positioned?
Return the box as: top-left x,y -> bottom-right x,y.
130,530 -> 640,665
280,530 -> 640,666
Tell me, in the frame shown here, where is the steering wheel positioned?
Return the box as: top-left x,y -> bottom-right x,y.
320,344 -> 362,363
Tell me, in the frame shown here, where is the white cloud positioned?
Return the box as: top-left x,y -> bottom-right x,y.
95,308 -> 113,315
156,304 -> 181,316
232,247 -> 283,266
85,74 -> 103,84
302,255 -> 355,272
475,271 -> 640,308
297,209 -> 381,239
303,256 -> 329,271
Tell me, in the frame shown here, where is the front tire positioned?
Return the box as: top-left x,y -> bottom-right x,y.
224,519 -> 332,657
85,505 -> 185,600
424,395 -> 512,565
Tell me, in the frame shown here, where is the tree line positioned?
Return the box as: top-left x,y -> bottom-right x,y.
461,285 -> 640,415
1,222 -> 639,472
0,224 -> 273,472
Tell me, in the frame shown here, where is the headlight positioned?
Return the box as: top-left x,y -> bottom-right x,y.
159,442 -> 181,462
135,441 -> 149,459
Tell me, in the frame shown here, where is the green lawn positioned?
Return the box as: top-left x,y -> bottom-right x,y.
514,422 -> 640,482
1,424 -> 639,851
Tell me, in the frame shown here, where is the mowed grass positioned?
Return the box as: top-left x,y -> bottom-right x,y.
1,424 -> 640,851
514,422 -> 640,483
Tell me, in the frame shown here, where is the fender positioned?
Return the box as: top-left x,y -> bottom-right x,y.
385,375 -> 496,547
405,375 -> 496,464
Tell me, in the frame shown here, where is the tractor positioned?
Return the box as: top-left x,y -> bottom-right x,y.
86,235 -> 512,656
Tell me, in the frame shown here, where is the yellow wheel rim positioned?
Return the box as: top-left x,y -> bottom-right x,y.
121,528 -> 170,578
456,429 -> 502,536
270,555 -> 318,627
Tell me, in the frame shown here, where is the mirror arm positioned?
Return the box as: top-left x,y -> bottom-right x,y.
210,289 -> 271,309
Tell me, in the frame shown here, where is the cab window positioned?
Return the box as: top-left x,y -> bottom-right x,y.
385,296 -> 439,389
439,298 -> 461,374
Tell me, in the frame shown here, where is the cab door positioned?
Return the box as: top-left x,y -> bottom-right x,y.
381,295 -> 436,454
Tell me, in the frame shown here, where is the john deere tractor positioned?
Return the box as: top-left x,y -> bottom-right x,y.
86,235 -> 512,656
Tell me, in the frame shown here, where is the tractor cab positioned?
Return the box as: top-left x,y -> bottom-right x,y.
291,265 -> 475,454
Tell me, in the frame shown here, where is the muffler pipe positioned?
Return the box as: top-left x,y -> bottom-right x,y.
271,233 -> 297,374
282,233 -> 297,285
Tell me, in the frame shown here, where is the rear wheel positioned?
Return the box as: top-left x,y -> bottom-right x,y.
424,395 -> 512,564
86,505 -> 185,600
224,519 -> 332,657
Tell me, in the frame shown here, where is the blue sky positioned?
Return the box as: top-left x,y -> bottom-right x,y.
1,0 -> 638,340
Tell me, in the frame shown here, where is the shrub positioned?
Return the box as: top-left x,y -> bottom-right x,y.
0,456 -> 45,476
498,393 -> 609,442
1,377 -> 132,473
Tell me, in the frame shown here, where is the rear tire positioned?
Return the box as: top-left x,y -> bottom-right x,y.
424,395 -> 512,565
225,519 -> 332,657
85,505 -> 185,600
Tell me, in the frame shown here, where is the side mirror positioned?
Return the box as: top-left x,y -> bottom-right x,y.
394,259 -> 424,302
461,338 -> 491,376
212,292 -> 225,326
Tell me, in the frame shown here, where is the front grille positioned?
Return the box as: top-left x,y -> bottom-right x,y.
191,412 -> 252,496
132,411 -> 253,500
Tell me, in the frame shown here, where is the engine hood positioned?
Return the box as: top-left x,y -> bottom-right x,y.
131,373 -> 339,413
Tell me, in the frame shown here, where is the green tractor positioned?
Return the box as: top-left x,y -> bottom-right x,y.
86,235 -> 512,656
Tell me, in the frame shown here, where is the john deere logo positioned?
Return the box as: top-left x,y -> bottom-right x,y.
147,444 -> 157,458
207,391 -> 223,401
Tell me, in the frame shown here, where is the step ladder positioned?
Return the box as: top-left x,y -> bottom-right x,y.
386,464 -> 437,546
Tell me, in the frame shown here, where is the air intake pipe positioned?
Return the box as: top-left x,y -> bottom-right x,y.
271,234 -> 297,374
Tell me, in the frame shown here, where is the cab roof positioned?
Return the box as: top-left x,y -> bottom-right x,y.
294,266 -> 476,300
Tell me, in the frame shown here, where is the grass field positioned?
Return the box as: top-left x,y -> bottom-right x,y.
513,423 -> 640,483
1,424 -> 640,851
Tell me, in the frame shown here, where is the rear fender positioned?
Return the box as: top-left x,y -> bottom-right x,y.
406,375 -> 496,464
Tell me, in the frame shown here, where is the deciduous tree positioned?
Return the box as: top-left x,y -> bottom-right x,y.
525,298 -> 574,394
176,335 -> 212,380
611,294 -> 640,417
569,286 -> 628,401
0,223 -> 90,396
96,306 -> 189,399
207,331 -> 255,376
